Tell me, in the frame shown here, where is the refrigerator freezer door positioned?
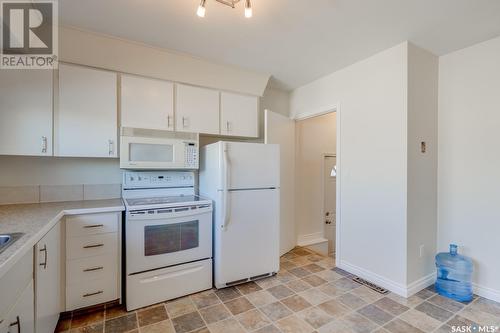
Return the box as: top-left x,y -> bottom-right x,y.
223,142 -> 280,190
214,188 -> 280,288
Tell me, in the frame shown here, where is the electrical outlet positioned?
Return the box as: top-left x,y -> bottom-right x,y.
419,245 -> 425,258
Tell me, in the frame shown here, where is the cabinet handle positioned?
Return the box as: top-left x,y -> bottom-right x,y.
83,291 -> 103,298
108,140 -> 114,156
9,316 -> 20,333
39,245 -> 47,269
83,266 -> 104,272
83,224 -> 104,229
83,244 -> 104,249
41,136 -> 47,154
167,115 -> 172,128
226,121 -> 231,132
182,116 -> 189,128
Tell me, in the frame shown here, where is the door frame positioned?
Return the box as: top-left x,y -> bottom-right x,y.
321,153 -> 336,255
294,104 -> 341,261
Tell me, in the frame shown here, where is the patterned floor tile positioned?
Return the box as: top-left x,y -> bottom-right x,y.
198,304 -> 232,324
236,308 -> 271,331
171,311 -> 205,333
415,301 -> 454,322
138,320 -> 174,333
208,318 -> 245,333
300,288 -> 332,306
398,308 -> 442,332
267,284 -> 295,300
337,292 -> 367,310
260,301 -> 293,321
214,287 -> 242,302
254,325 -> 281,333
276,314 -> 315,333
224,296 -> 255,315
414,288 -> 436,300
297,306 -> 333,329
245,290 -> 277,307
287,279 -> 312,293
104,313 -> 137,333
281,295 -> 313,312
373,297 -> 410,316
303,263 -> 325,273
317,299 -> 350,318
428,294 -> 465,313
71,322 -> 104,333
236,281 -> 263,295
341,312 -> 379,333
302,274 -> 328,287
137,305 -> 168,327
165,297 -> 196,318
384,318 -> 424,333
190,290 -> 221,309
72,311 -> 104,329
289,267 -> 312,278
357,304 -> 394,325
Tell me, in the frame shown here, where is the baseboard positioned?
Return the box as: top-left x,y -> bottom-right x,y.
297,232 -> 328,247
338,260 -> 408,297
473,283 -> 500,303
406,273 -> 436,297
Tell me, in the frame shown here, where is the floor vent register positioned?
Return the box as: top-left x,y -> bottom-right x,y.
352,276 -> 389,294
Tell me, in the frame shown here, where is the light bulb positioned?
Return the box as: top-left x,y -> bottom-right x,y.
197,0 -> 206,17
245,0 -> 252,18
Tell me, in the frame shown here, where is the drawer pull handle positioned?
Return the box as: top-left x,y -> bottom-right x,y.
39,245 -> 48,269
9,316 -> 20,333
83,224 -> 104,229
83,291 -> 103,298
83,244 -> 104,249
83,266 -> 104,272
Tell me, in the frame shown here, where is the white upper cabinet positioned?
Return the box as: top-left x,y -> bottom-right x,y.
175,84 -> 220,135
220,92 -> 259,138
121,75 -> 174,131
57,63 -> 118,158
0,70 -> 53,156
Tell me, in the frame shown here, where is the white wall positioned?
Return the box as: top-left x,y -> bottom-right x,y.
60,26 -> 270,96
438,36 -> 500,301
291,43 -> 409,290
261,88 -> 290,117
295,113 -> 336,241
406,44 -> 439,286
0,156 -> 121,186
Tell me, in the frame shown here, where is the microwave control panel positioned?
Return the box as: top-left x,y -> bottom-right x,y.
184,142 -> 199,169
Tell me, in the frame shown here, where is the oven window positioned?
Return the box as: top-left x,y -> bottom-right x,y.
129,143 -> 174,162
144,220 -> 199,256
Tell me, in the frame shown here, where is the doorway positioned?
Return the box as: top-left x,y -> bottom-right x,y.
323,154 -> 336,257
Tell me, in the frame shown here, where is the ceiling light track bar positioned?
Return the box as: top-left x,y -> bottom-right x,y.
214,0 -> 241,8
197,0 -> 252,18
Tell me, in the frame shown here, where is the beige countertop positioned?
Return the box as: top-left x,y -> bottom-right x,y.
0,198 -> 124,278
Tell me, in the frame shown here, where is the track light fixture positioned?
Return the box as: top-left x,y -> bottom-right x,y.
196,0 -> 253,18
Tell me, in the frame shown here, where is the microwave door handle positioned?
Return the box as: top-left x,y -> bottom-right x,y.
222,143 -> 231,230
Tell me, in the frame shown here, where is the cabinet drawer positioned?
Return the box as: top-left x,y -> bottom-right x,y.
66,277 -> 117,311
66,233 -> 117,260
66,213 -> 118,237
67,255 -> 117,284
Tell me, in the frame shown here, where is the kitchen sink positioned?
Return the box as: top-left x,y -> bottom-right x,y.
0,233 -> 24,254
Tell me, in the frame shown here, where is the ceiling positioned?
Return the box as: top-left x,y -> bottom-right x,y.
60,0 -> 500,90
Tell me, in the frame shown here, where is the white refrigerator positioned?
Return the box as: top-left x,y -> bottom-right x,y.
199,141 -> 280,288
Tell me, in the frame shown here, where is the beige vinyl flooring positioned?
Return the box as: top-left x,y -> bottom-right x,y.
56,247 -> 500,333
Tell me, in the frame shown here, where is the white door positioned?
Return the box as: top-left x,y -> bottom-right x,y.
0,70 -> 52,156
175,84 -> 219,135
323,155 -> 336,256
220,92 -> 258,138
121,75 -> 174,131
215,189 -> 279,288
264,110 -> 296,255
223,142 -> 280,190
35,223 -> 61,333
6,280 -> 35,333
57,63 -> 118,157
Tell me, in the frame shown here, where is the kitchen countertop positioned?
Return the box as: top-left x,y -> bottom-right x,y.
0,198 -> 124,278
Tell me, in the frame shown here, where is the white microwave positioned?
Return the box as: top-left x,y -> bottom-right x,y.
120,128 -> 199,170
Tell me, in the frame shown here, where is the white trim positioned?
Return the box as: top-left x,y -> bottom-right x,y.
297,232 -> 327,247
406,273 -> 436,297
293,104 -> 339,121
335,104 -> 342,264
473,283 -> 500,303
338,260 -> 408,297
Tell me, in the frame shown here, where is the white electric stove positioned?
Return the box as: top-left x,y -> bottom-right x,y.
122,171 -> 213,311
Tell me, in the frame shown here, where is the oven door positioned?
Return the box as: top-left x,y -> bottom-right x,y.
126,206 -> 212,274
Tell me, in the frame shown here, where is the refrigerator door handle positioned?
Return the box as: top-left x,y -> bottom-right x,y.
222,142 -> 231,230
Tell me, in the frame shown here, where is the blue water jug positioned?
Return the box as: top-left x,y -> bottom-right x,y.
435,244 -> 473,302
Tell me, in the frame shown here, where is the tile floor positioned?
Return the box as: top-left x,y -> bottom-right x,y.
56,247 -> 500,333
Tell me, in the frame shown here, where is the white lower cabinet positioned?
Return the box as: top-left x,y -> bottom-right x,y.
35,223 -> 61,333
4,280 -> 35,333
65,212 -> 121,311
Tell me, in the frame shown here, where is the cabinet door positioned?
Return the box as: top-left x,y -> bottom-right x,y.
121,75 -> 174,131
0,70 -> 53,156
175,84 -> 219,135
220,92 -> 259,138
35,223 -> 61,333
6,280 -> 34,333
58,64 -> 118,157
